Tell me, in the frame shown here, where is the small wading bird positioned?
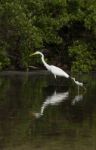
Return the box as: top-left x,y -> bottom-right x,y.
30,51 -> 83,87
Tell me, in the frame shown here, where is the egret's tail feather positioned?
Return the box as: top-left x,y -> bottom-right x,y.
71,77 -> 83,87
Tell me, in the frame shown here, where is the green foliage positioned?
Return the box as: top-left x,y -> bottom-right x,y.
0,41 -> 10,70
69,41 -> 96,73
0,0 -> 96,71
0,0 -> 44,69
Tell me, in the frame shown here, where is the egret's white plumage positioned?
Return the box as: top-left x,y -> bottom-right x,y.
72,78 -> 83,87
50,65 -> 69,78
30,51 -> 69,79
30,51 -> 83,87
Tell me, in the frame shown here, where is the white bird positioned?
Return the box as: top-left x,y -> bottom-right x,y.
30,51 -> 83,87
33,91 -> 69,118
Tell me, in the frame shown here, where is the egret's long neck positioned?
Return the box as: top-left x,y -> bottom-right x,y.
40,53 -> 50,70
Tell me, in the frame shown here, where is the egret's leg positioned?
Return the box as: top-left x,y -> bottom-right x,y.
54,75 -> 56,79
53,74 -> 57,87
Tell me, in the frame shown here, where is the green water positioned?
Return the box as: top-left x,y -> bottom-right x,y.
0,71 -> 96,150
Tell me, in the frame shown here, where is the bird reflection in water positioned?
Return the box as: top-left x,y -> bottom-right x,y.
71,86 -> 83,105
33,90 -> 69,118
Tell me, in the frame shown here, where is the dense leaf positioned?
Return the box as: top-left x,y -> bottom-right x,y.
0,0 -> 96,72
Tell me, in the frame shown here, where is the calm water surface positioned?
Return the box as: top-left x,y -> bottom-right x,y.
0,71 -> 96,150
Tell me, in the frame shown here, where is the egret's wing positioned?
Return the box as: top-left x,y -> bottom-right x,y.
50,65 -> 69,78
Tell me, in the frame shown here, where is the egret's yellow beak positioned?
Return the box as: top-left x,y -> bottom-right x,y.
29,52 -> 37,57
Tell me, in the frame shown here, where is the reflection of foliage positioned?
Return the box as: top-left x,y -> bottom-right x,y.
0,76 -> 10,103
20,74 -> 48,110
0,73 -> 96,148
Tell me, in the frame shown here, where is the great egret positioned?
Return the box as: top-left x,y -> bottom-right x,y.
30,51 -> 83,87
